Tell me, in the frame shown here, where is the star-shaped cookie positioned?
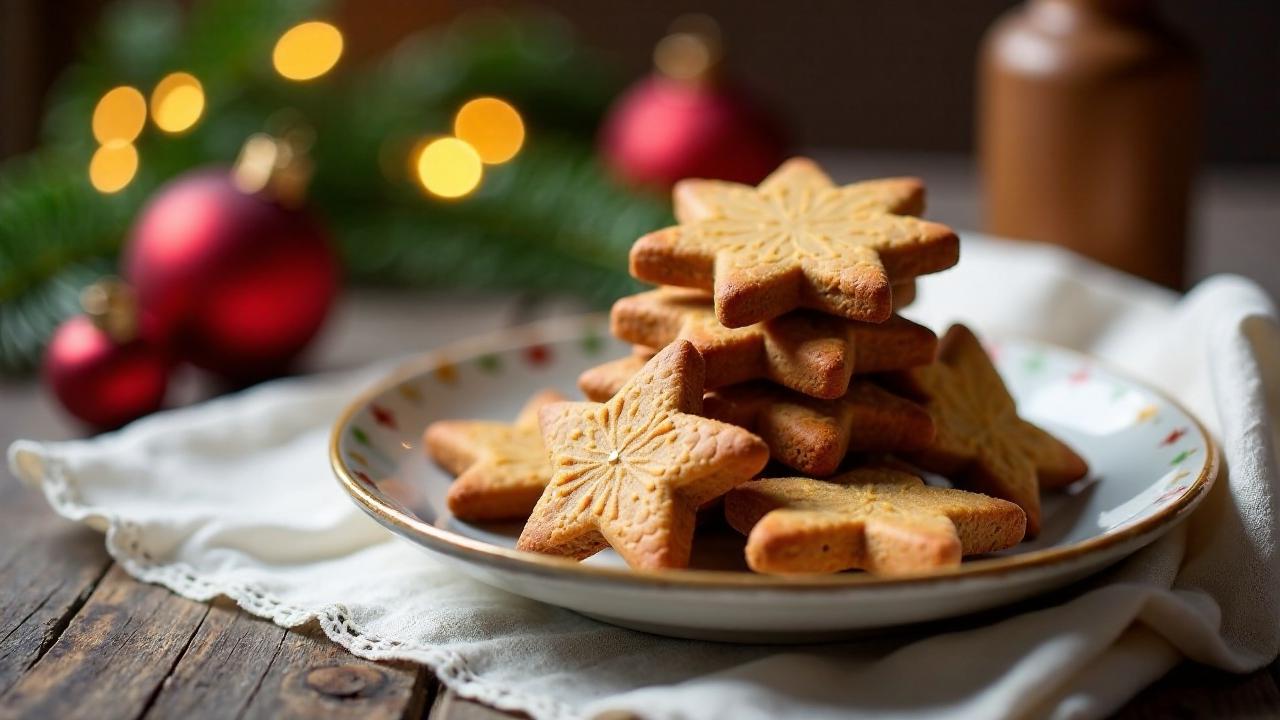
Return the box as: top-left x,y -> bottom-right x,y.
577,351 -> 653,402
703,381 -> 935,476
518,340 -> 769,570
629,157 -> 959,327
424,389 -> 567,521
611,287 -> 937,399
894,325 -> 1089,537
724,468 -> 1027,575
579,357 -> 933,475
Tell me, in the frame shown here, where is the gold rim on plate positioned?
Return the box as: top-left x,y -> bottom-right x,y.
329,315 -> 1219,591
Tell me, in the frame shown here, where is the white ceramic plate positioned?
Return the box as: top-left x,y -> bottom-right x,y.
330,315 -> 1216,642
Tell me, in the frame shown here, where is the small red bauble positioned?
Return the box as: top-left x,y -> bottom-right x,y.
600,16 -> 784,189
601,76 -> 784,189
43,315 -> 169,429
123,168 -> 338,381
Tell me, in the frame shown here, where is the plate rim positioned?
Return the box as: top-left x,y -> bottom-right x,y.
329,313 -> 1219,591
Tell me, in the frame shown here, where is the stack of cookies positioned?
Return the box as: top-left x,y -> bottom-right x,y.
425,157 -> 1089,576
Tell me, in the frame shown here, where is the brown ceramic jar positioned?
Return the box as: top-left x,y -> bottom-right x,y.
978,0 -> 1198,288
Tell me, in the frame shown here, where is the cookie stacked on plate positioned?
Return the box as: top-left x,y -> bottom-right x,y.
425,157 -> 1089,576
579,157 -> 954,478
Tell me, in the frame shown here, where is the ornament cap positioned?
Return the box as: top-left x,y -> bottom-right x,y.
81,278 -> 138,344
653,14 -> 723,85
232,129 -> 314,207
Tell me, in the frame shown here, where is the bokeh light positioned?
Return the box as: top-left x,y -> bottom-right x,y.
89,141 -> 139,193
273,21 -> 344,81
92,86 -> 147,144
415,137 -> 483,199
453,97 -> 525,164
150,72 -> 205,133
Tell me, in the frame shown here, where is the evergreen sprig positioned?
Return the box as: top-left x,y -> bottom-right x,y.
333,139 -> 668,305
0,0 -> 671,375
0,153 -> 135,372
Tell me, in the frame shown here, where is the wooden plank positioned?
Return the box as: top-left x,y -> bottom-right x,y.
1116,662 -> 1280,719
141,596 -> 289,719
236,620 -> 429,720
0,480 -> 112,695
147,596 -> 429,720
0,565 -> 208,719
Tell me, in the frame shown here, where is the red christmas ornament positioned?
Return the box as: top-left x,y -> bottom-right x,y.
43,281 -> 170,429
123,134 -> 338,382
600,15 -> 785,189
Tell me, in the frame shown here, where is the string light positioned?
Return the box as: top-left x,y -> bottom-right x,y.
453,97 -> 525,164
150,72 -> 205,133
273,21 -> 344,81
89,141 -> 139,193
92,86 -> 146,144
415,137 -> 483,199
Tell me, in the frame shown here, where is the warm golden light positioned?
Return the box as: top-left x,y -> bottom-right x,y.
415,137 -> 483,199
89,141 -> 139,193
150,72 -> 205,133
92,86 -> 147,144
453,97 -> 525,164
273,21 -> 344,81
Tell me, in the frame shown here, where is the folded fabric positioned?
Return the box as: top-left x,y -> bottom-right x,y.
9,235 -> 1279,720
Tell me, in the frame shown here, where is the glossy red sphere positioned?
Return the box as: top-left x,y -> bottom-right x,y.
600,76 -> 784,189
43,316 -> 169,429
123,170 -> 338,381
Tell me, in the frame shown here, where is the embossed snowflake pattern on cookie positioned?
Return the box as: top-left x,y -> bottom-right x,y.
629,157 -> 959,327
517,340 -> 769,570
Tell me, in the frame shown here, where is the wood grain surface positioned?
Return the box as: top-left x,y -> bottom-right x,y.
1,160 -> 1278,719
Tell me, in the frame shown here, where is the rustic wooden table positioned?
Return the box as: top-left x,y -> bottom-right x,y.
2,154 -> 1277,719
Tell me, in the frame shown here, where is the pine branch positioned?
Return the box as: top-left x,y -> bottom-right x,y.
0,261 -> 115,375
0,152 -> 140,372
0,1 -> 662,376
334,140 -> 670,304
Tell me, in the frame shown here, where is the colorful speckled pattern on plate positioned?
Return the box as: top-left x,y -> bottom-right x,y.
330,315 -> 1216,640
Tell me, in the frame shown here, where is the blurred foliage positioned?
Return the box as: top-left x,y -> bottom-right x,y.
0,0 -> 671,374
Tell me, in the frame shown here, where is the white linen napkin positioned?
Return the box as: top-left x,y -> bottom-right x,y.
9,236 -> 1279,720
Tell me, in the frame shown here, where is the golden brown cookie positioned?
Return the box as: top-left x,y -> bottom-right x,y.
630,157 -> 959,327
578,352 -> 650,402
610,287 -> 936,399
580,363 -> 933,476
893,325 -> 1089,537
424,389 -> 568,522
724,468 -> 1027,575
703,381 -> 935,476
518,340 -> 769,570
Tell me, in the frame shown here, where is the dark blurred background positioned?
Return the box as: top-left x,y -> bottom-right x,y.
2,0 -> 1278,431
4,0 -> 1278,163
